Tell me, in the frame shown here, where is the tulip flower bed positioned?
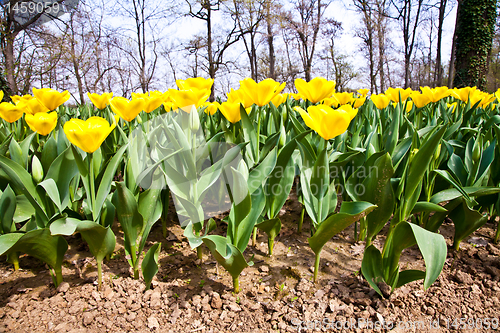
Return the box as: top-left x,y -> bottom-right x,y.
1,78 -> 500,331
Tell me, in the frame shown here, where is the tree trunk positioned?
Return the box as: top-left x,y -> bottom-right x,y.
4,33 -> 18,94
206,1 -> 215,101
452,0 -> 497,89
266,2 -> 275,80
434,0 -> 447,86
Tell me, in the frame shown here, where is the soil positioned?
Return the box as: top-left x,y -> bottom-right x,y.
1,192 -> 500,333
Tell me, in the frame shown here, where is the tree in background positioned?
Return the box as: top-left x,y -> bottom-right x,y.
453,0 -> 498,89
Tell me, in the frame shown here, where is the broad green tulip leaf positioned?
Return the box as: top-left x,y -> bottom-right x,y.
204,218 -> 217,235
361,244 -> 384,297
142,242 -> 161,291
265,139 -> 297,218
433,170 -> 471,202
447,153 -> 468,186
430,186 -> 500,204
234,189 -> 265,252
41,136 -> 58,172
161,158 -> 191,200
227,168 -> 252,245
383,222 -> 446,290
46,146 -> 79,209
202,235 -> 251,279
38,179 -> 63,213
411,202 -> 448,214
112,182 -> 144,262
259,132 -> 280,162
95,144 -> 128,220
403,125 -> 447,210
407,223 -> 447,289
0,133 -> 13,157
384,106 -> 399,155
173,194 -> 204,228
13,195 -> 35,223
360,153 -> 394,242
240,104 -> 258,166
0,155 -> 48,225
138,188 -> 162,252
8,229 -> 68,286
0,185 -> 16,234
308,202 -> 376,256
50,218 -> 116,264
395,270 -> 426,288
70,145 -> 88,177
310,147 -> 329,200
248,147 -> 277,194
0,232 -> 23,255
9,139 -> 24,168
100,198 -> 115,229
255,217 -> 281,252
449,201 -> 488,250
184,222 -> 203,249
476,139 -> 496,184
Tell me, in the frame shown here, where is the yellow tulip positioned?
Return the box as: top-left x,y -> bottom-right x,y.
291,93 -> 302,100
11,94 -> 33,104
142,96 -> 164,113
321,98 -> 339,108
0,102 -> 24,123
239,78 -> 286,107
203,101 -> 220,115
294,105 -> 352,140
226,88 -> 255,109
219,102 -> 250,123
109,96 -> 145,122
270,93 -> 288,107
337,104 -> 358,120
294,77 -> 336,103
331,92 -> 354,105
371,93 -> 391,109
357,89 -> 369,97
17,97 -> 49,115
392,101 -> 414,112
131,92 -> 148,99
385,87 -> 412,102
25,112 -> 57,135
353,97 -> 366,108
420,86 -> 450,103
64,116 -> 117,153
88,92 -> 113,110
168,88 -> 210,112
32,88 -> 70,111
0,91 -> 3,101
495,88 -> 500,102
450,86 -> 477,102
163,101 -> 175,112
176,77 -> 214,92
410,92 -> 431,108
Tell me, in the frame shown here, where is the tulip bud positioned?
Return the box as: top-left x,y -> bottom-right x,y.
32,155 -> 44,183
434,144 -> 441,161
137,115 -> 143,124
279,124 -> 286,148
189,106 -> 200,132
472,141 -> 481,162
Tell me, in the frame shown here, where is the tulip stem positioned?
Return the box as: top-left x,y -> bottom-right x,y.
313,252 -> 320,283
252,227 -> 257,247
233,276 -> 240,293
298,206 -> 305,234
495,219 -> 500,244
97,261 -> 103,291
89,153 -> 96,222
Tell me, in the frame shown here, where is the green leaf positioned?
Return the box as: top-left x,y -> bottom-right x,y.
9,139 -> 24,168
447,153 -> 468,186
411,202 -> 448,214
361,245 -> 384,297
0,133 -> 13,157
403,125 -> 447,213
240,104 -> 258,166
308,202 -> 377,256
95,144 -> 128,221
255,217 -> 281,247
0,185 -> 16,234
449,201 -> 488,250
41,137 -> 58,172
138,188 -> 162,252
0,233 -> 23,255
234,188 -> 265,253
8,229 -> 68,286
395,270 -> 426,288
248,147 -> 277,194
360,153 -> 395,242
142,242 -> 161,291
310,147 -> 329,200
112,182 -> 144,263
433,170 -> 472,202
38,179 -> 63,213
13,195 -> 35,223
202,235 -> 251,280
0,155 -> 48,225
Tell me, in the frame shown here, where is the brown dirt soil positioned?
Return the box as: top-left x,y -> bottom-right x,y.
1,193 -> 500,333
